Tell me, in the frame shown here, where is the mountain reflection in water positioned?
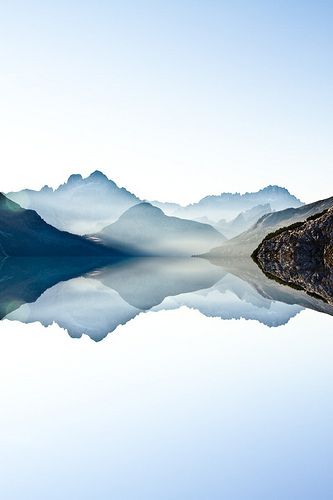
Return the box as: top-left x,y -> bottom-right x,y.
2,256 -> 333,341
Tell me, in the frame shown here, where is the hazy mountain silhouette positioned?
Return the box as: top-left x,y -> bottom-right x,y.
8,174 -> 303,240
0,193 -> 123,258
152,186 -> 303,222
7,171 -> 141,235
95,202 -> 226,256
215,203 -> 272,239
206,195 -> 333,257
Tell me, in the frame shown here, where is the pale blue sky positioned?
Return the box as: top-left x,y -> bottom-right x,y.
0,1 -> 332,203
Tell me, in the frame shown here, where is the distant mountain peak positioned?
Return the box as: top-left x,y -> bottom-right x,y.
260,185 -> 289,194
88,170 -> 110,181
57,171 -> 119,195
125,202 -> 161,215
97,200 -> 225,256
41,185 -> 53,192
63,171 -> 112,187
66,174 -> 83,184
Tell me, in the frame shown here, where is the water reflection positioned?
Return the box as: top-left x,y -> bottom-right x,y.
2,255 -> 333,341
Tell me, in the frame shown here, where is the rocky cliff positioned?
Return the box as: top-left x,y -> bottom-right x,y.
253,208 -> 333,304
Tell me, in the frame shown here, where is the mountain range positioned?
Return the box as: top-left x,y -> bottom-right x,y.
6,170 -> 333,272
1,168 -> 333,338
151,185 -> 303,222
7,172 -> 303,241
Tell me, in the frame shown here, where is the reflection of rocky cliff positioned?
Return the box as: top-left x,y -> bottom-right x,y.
207,257 -> 333,317
253,208 -> 333,304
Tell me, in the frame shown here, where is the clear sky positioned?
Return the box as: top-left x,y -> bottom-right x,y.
0,0 -> 332,204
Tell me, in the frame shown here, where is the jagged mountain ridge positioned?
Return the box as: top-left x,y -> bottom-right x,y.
95,202 -> 226,256
7,171 -> 141,235
152,185 -> 303,222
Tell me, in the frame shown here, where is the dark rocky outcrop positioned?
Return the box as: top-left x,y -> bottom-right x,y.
253,208 -> 333,304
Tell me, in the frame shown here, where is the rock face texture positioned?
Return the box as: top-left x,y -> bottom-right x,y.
253,208 -> 333,304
